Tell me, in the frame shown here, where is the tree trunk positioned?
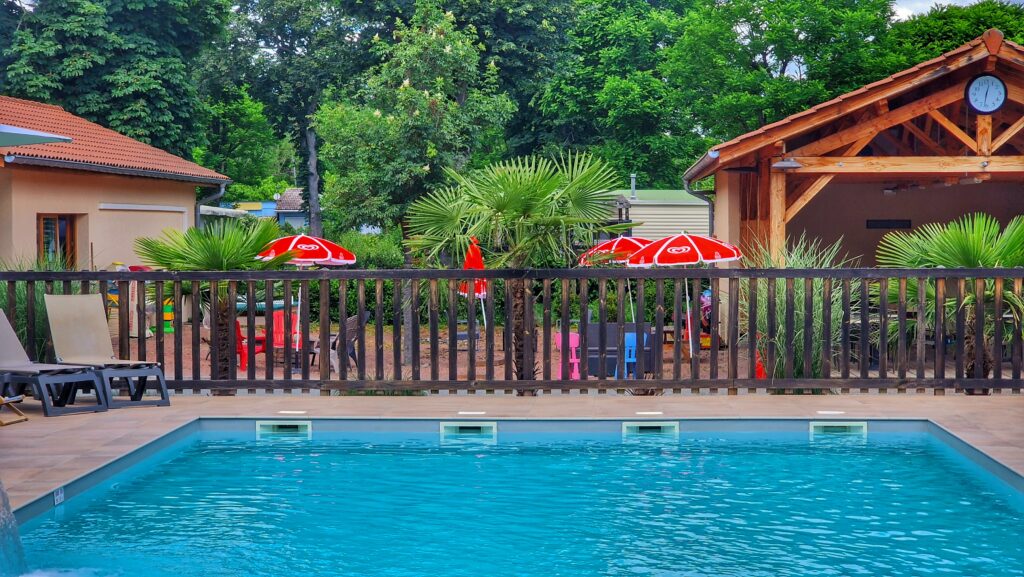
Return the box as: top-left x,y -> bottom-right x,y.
213,297 -> 235,382
509,278 -> 535,391
304,125 -> 323,237
963,308 -> 992,394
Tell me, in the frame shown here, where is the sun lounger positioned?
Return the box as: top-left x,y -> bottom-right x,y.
0,310 -> 105,417
44,294 -> 169,409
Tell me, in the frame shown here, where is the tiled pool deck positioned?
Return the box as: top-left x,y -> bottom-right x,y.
2,394 -> 1023,509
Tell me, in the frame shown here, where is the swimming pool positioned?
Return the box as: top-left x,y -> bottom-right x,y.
14,419 -> 1024,577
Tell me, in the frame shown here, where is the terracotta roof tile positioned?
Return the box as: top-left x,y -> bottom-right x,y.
276,187 -> 305,212
0,95 -> 228,183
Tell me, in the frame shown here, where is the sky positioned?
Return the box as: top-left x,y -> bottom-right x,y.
893,0 -> 980,20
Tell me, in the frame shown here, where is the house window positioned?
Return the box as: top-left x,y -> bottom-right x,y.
37,214 -> 77,267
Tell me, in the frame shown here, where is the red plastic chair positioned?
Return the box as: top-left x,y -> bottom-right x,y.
553,332 -> 582,380
270,309 -> 300,351
236,320 -> 266,371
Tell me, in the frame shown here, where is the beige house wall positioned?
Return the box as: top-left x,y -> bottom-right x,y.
788,180 -> 1024,266
628,203 -> 710,239
0,166 -> 196,268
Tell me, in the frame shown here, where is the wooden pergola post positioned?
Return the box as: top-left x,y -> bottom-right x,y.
769,169 -> 786,264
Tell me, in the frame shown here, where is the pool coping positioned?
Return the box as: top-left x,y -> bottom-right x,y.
14,415 -> 1024,525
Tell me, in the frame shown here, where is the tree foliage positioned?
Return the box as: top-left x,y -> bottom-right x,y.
4,0 -> 229,157
316,0 -> 515,233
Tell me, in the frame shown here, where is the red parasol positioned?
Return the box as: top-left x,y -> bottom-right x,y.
624,233 -> 740,268
624,233 -> 742,358
257,234 -> 356,267
458,237 -> 487,298
578,236 -> 653,266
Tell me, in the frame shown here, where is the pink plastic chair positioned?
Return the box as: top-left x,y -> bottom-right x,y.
553,332 -> 581,380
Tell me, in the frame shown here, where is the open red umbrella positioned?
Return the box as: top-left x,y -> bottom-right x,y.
458,237 -> 488,299
257,234 -> 356,369
257,234 -> 356,266
626,233 -> 741,358
578,236 -> 653,266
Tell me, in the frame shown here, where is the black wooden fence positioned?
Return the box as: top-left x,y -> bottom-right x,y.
1,268 -> 1022,392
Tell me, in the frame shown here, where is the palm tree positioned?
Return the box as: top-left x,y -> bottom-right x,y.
405,152 -> 623,380
877,213 -> 1024,385
135,218 -> 293,379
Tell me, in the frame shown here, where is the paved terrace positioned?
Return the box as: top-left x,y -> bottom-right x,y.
2,395 -> 1023,509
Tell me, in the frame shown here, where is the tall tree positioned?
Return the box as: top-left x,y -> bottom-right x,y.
663,0 -> 893,142
235,0 -> 391,236
0,1 -> 23,74
874,0 -> 1024,77
316,0 -> 515,235
193,86 -> 291,203
4,0 -> 229,157
445,0 -> 574,154
538,0 -> 706,187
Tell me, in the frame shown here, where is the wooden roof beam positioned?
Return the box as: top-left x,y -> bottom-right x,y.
901,121 -> 946,155
783,134 -> 874,223
928,109 -> 978,152
782,155 -> 1024,174
992,115 -> 1024,153
789,81 -> 966,157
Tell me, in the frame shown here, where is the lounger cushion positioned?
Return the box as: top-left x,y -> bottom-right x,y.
0,362 -> 94,375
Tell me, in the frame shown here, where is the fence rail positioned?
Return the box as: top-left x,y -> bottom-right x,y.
2,268 -> 1022,392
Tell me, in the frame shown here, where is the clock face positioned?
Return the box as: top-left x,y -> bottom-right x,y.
966,74 -> 1007,115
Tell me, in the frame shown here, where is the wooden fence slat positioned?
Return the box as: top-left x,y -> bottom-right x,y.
728,278 -> 739,380
173,281 -> 183,381
917,277 -> 927,380
467,278 -> 477,382
245,281 -> 257,381
264,280 -> 275,380
859,280 -> 869,379
655,279 -> 666,380
484,281 -> 494,381
339,280 -> 349,381
973,277 -> 984,380
447,279 -> 457,381
616,279 -> 626,379
542,279 -> 552,381
993,277 -> 1003,382
878,278 -> 888,378
953,279 -> 964,379
673,280 -> 683,381
1013,279 -> 1022,380
429,279 -> 439,381
376,279 -> 386,381
802,277 -> 812,378
412,279 -> 422,382
560,279 -> 570,381
598,280 -> 608,380
524,286 -> 535,381
25,281 -> 36,362
841,280 -> 851,379
766,278 -> 777,379
708,278 -> 719,381
282,280 -> 293,380
747,278 -> 757,380
821,278 -> 832,378
300,281 -> 311,380
154,281 -> 164,370
320,279 -> 331,381
191,280 -> 201,380
897,278 -> 907,379
578,278 -> 589,382
226,282 -> 236,381
357,279 -> 367,381
393,279 -> 403,381
137,280 -> 148,363
503,280 -> 513,381
117,280 -> 128,360
636,278 -> 646,380
784,278 -> 794,379
934,278 -> 945,380
210,281 -> 220,379
688,278 -> 700,382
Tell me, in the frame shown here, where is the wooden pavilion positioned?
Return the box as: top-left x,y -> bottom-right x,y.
684,29 -> 1024,265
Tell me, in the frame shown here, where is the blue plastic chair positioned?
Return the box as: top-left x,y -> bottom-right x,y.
615,332 -> 646,379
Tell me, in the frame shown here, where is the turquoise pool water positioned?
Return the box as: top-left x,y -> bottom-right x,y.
17,425 -> 1024,577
